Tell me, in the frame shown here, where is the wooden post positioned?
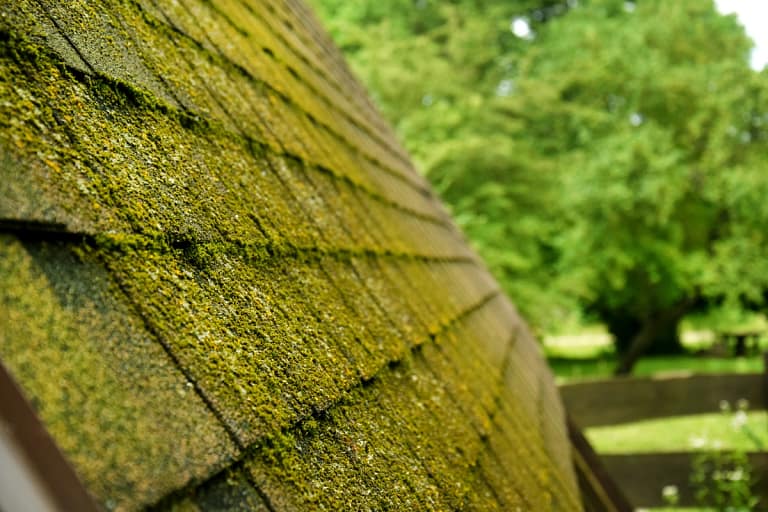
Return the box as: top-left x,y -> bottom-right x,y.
763,351 -> 768,436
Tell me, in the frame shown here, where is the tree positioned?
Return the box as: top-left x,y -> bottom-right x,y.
505,0 -> 768,372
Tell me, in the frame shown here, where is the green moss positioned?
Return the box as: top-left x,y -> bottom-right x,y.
241,341 -> 583,511
101,248 -> 354,444
41,0 -> 181,108
94,244 -> 496,448
0,1 -> 582,509
178,0 -> 421,189
0,236 -> 239,510
0,33 -> 459,264
245,373 -> 444,510
0,35 -> 458,257
152,468 -> 271,512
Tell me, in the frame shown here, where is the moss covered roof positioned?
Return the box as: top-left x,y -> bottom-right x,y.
0,0 -> 581,510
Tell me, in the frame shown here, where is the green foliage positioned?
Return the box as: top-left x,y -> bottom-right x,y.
521,0 -> 767,328
688,400 -> 761,511
311,0 -> 768,345
691,450 -> 759,511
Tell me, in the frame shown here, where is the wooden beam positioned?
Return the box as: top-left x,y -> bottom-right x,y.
560,372 -> 765,428
567,416 -> 633,512
601,451 -> 768,507
0,361 -> 100,512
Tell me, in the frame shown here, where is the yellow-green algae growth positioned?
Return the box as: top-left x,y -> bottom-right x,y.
0,236 -> 239,509
0,0 -> 582,510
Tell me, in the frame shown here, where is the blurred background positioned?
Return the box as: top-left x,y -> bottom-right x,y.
309,0 -> 768,508
308,0 -> 768,376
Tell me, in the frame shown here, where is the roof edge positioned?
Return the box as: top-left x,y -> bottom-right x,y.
0,361 -> 101,512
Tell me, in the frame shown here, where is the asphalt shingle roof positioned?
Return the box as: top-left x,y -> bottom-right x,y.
0,1 -> 581,510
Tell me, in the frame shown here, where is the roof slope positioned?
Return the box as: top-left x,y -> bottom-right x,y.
0,0 -> 581,510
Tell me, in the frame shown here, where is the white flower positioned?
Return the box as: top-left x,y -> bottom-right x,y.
661,485 -> 679,505
732,410 -> 748,429
737,398 -> 750,411
510,17 -> 533,39
662,485 -> 678,499
729,468 -> 744,481
719,400 -> 731,412
689,435 -> 708,449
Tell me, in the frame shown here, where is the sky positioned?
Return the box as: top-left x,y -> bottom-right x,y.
715,0 -> 768,69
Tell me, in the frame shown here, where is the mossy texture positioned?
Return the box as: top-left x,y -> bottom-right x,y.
0,0 -> 580,510
0,236 -> 238,510
242,309 -> 583,511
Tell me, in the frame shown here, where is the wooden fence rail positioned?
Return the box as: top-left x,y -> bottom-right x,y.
561,372 -> 766,428
560,354 -> 768,508
601,452 -> 768,507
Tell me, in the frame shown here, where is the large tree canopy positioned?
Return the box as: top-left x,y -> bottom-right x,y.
510,0 -> 768,371
311,0 -> 768,371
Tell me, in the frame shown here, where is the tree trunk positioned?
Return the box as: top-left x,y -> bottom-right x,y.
604,311 -> 685,357
642,317 -> 684,356
613,298 -> 694,375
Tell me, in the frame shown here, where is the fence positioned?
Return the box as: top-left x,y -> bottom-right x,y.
560,354 -> 768,508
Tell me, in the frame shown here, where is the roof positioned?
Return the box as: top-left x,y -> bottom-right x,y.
0,0 -> 581,510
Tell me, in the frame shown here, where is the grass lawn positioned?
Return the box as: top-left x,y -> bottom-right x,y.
545,327 -> 765,382
548,353 -> 764,382
587,411 -> 767,453
545,328 -> 766,510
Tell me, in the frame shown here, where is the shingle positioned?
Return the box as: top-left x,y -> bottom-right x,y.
0,1 -> 582,509
0,236 -> 239,510
158,468 -> 271,512
492,389 -> 582,508
264,153 -> 357,250
320,257 -> 407,369
103,248 -> 372,445
206,0 -> 423,187
40,0 -> 181,108
243,355 -> 459,511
